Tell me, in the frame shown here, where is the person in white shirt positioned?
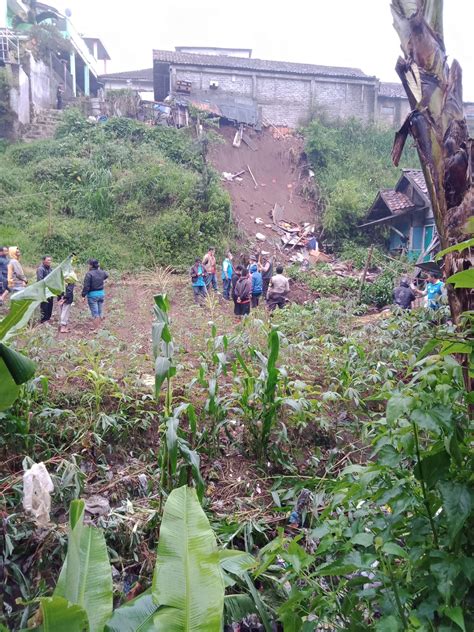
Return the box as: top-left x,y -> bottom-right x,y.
267,265 -> 290,311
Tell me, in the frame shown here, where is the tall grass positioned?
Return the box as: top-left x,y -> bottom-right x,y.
0,111 -> 231,268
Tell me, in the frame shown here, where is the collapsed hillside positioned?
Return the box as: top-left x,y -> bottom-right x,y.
210,124 -> 318,256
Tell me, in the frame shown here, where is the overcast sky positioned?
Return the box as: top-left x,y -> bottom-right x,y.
57,0 -> 473,100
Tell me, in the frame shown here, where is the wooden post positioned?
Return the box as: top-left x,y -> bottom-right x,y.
357,244 -> 374,304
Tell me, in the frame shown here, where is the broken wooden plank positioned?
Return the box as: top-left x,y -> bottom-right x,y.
233,125 -> 243,148
242,133 -> 258,151
247,165 -> 258,189
272,203 -> 285,225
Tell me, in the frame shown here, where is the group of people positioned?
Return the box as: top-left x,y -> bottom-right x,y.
191,247 -> 290,316
393,272 -> 445,311
0,247 -> 109,332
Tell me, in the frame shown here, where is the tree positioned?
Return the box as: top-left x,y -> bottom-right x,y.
390,0 -> 473,325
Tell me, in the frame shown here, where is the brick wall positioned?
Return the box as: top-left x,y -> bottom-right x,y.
170,64 -> 390,128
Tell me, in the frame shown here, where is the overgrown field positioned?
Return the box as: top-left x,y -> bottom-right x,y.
1,268 -> 472,631
0,110 -> 231,268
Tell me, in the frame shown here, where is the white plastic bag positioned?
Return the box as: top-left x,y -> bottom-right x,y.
23,462 -> 54,527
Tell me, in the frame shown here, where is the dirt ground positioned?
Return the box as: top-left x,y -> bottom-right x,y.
210,125 -> 318,255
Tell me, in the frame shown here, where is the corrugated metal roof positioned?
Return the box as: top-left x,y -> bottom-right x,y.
186,97 -> 259,125
99,68 -> 153,81
153,49 -> 370,79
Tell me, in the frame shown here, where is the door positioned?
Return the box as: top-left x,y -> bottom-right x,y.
154,62 -> 170,101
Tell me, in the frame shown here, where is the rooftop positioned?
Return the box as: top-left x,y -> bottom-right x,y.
379,82 -> 408,98
379,189 -> 415,213
403,169 -> 429,196
99,68 -> 153,81
152,49 -> 371,79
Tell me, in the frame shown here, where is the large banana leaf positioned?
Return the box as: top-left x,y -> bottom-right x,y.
0,255 -> 74,342
104,590 -> 159,632
152,485 -> 225,631
0,256 -> 73,411
39,597 -> 89,632
54,500 -> 113,632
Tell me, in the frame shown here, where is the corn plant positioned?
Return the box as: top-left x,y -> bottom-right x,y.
151,295 -> 205,500
193,324 -> 234,455
159,402 -> 205,501
152,294 -> 175,416
0,256 -> 74,412
234,328 -> 283,459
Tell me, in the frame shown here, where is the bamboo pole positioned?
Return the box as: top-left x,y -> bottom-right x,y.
357,244 -> 374,304
247,164 -> 258,189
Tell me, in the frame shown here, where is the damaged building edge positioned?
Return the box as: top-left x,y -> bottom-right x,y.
102,51 -> 474,132
152,49 -> 383,129
361,169 -> 440,263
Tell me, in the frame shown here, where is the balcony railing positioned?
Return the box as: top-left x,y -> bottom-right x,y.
0,28 -> 20,64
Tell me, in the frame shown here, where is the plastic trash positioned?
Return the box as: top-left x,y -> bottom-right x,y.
23,462 -> 54,527
85,495 -> 111,516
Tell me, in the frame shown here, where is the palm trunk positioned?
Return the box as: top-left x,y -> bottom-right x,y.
390,0 -> 473,326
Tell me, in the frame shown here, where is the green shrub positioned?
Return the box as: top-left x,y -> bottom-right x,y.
304,117 -> 418,243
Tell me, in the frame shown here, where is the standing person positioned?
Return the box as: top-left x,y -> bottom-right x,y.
190,257 -> 207,305
0,246 -> 9,305
231,264 -> 243,314
202,247 -> 218,292
82,259 -> 108,326
37,255 -> 54,324
58,272 -> 77,333
56,83 -> 64,110
234,266 -> 252,318
260,256 -> 273,300
424,273 -> 445,310
266,265 -> 290,311
221,252 -> 233,300
393,278 -> 416,310
7,247 -> 27,294
250,263 -> 263,308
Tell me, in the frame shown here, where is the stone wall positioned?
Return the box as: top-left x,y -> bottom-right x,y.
9,64 -> 30,126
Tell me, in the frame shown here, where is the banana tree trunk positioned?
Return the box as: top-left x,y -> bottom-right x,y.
390,0 -> 473,324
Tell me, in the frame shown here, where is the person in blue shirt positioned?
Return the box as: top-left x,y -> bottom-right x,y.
425,273 -> 445,310
221,252 -> 233,300
250,263 -> 263,307
190,258 -> 207,305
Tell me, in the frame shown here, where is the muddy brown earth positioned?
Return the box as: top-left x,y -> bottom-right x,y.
210,125 -> 318,254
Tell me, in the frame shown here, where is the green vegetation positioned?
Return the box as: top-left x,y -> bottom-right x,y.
304,117 -> 418,242
0,110 -> 231,268
1,266 -> 472,630
289,245 -> 411,308
1,110 -> 472,631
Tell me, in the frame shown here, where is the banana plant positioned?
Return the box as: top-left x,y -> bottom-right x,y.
105,485 -> 256,631
31,498 -> 113,632
28,487 -> 258,631
0,256 -> 74,411
390,0 -> 473,325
